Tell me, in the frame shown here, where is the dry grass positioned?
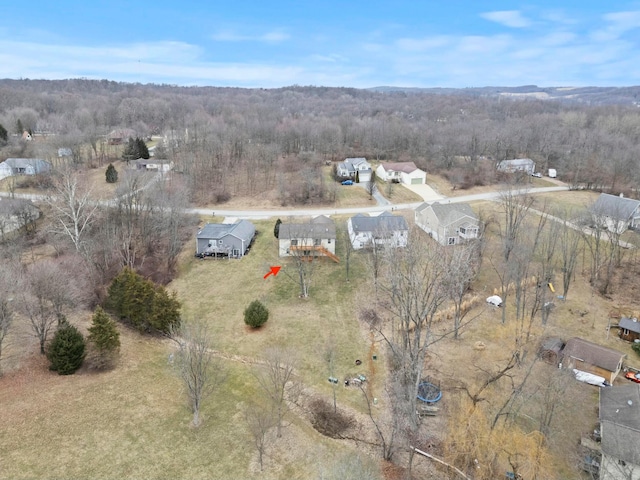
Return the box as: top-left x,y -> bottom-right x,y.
376,181 -> 423,204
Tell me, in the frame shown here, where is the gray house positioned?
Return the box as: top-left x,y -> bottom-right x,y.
336,157 -> 372,182
347,212 -> 408,250
496,158 -> 536,175
278,215 -> 338,261
196,220 -> 256,258
599,384 -> 640,480
590,193 -> 640,234
0,158 -> 52,180
415,202 -> 480,246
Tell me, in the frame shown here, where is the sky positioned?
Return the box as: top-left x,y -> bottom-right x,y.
2,1 -> 640,89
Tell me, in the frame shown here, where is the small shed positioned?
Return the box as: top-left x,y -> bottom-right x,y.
618,317 -> 640,343
539,337 -> 564,365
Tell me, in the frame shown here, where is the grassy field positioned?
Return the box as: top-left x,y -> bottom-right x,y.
4,186 -> 640,479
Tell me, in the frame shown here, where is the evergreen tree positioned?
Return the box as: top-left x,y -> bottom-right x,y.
105,163 -> 118,183
244,300 -> 269,328
87,307 -> 120,369
0,123 -> 7,145
274,218 -> 282,238
122,137 -> 137,162
47,321 -> 86,375
106,268 -> 181,333
136,137 -> 150,159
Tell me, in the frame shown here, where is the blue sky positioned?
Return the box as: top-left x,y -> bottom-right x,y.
2,1 -> 640,88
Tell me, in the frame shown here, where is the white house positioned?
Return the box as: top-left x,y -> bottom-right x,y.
0,158 -> 52,180
277,215 -> 338,261
336,157 -> 372,182
376,162 -> 426,185
598,384 -> 640,480
415,202 -> 480,245
136,159 -> 174,173
496,158 -> 536,175
590,193 -> 640,234
347,212 -> 408,250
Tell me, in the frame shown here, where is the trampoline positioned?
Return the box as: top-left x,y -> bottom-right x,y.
417,381 -> 442,403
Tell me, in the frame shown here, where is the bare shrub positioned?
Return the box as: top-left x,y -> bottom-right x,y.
309,398 -> 356,439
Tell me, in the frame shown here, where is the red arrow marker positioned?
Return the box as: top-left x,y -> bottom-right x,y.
263,266 -> 281,279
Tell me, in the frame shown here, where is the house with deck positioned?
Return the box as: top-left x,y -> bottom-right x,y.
347,212 -> 408,250
278,215 -> 338,262
196,220 -> 256,258
415,202 -> 480,246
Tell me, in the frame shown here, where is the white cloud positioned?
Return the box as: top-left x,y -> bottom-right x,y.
395,35 -> 450,52
480,10 -> 531,28
592,10 -> 640,41
211,29 -> 289,43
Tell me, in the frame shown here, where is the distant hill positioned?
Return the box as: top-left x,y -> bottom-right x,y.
369,85 -> 640,106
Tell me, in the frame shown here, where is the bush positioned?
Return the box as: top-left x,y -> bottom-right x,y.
632,342 -> 640,357
47,321 -> 86,375
309,398 -> 356,439
244,300 -> 269,328
87,306 -> 120,369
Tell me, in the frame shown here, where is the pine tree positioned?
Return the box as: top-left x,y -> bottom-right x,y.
136,138 -> 150,159
105,163 -> 118,183
0,123 -> 7,145
87,307 -> 120,369
106,268 -> 181,333
244,300 -> 269,328
47,321 -> 86,375
122,137 -> 137,162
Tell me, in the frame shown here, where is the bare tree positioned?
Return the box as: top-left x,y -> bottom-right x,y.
170,320 -> 221,427
443,241 -> 481,339
255,347 -> 297,438
366,170 -> 377,200
499,186 -> 534,262
0,263 -> 17,375
244,402 -> 275,471
46,168 -> 98,253
558,211 -> 581,300
279,223 -> 319,298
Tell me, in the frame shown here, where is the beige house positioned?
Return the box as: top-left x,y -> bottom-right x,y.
376,161 -> 426,185
278,216 -> 338,262
561,337 -> 626,384
415,202 -> 479,246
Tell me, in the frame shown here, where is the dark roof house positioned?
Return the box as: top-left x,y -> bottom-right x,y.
278,215 -> 338,260
196,220 -> 255,258
590,193 -> 640,233
618,317 -> 640,342
415,202 -> 480,246
347,212 -> 409,250
599,384 -> 640,479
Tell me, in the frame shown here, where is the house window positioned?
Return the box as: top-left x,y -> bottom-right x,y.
447,237 -> 456,245
218,239 -> 223,244
314,239 -> 321,246
291,239 -> 298,246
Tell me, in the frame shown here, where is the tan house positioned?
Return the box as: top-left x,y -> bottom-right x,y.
376,162 -> 426,185
561,337 -> 626,384
278,216 -> 338,262
415,202 -> 480,246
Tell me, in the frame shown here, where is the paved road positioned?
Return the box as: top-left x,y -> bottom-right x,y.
191,186 -> 570,219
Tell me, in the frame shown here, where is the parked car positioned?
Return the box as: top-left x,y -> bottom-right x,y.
531,172 -> 542,178
341,180 -> 354,186
625,371 -> 640,383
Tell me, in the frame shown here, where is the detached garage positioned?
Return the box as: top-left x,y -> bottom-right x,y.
376,162 -> 426,185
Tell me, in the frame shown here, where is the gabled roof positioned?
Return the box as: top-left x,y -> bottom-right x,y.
338,157 -> 371,173
422,202 -> 478,226
197,220 -> 255,243
562,337 -> 626,372
591,193 -> 640,221
619,317 -> 640,334
350,212 -> 408,235
599,384 -> 640,465
279,217 -> 336,240
3,158 -> 52,172
380,161 -> 420,174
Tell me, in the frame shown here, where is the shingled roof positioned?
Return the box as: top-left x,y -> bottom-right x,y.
428,202 -> 478,226
562,337 -> 626,372
591,193 -> 640,221
619,317 -> 640,334
380,161 -> 420,174
279,216 -> 336,240
350,212 -> 408,235
600,384 -> 640,466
